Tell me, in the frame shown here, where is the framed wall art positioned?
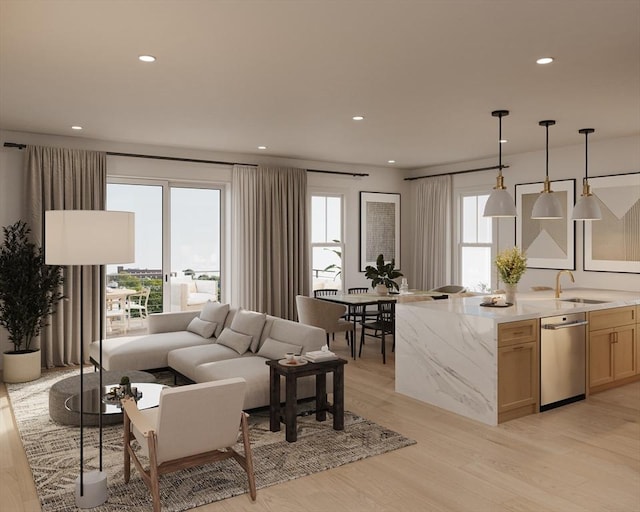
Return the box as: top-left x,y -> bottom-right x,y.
584,172 -> 640,273
515,179 -> 575,270
359,192 -> 400,271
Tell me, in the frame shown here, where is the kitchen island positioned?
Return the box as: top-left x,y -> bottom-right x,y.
395,288 -> 640,425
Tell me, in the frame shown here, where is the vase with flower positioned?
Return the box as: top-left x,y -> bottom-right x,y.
495,246 -> 527,304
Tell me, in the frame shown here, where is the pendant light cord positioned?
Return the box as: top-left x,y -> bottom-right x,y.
584,130 -> 589,180
545,124 -> 549,179
498,115 -> 503,175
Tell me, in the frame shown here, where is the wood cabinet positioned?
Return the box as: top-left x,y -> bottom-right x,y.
588,306 -> 638,393
497,318 -> 539,423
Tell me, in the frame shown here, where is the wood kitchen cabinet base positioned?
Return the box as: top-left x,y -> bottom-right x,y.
589,373 -> 640,395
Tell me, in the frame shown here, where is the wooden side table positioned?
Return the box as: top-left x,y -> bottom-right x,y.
266,358 -> 347,442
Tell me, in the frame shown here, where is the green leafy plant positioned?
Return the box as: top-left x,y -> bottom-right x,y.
0,221 -> 64,352
322,241 -> 342,280
364,254 -> 403,291
495,246 -> 527,285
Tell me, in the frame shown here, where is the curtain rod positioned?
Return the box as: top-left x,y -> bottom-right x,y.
2,142 -> 369,177
404,164 -> 509,181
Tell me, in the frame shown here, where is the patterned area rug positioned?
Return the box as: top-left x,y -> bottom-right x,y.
7,369 -> 416,512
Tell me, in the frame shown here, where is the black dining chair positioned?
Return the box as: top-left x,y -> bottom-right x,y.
313,289 -> 339,298
359,301 -> 395,364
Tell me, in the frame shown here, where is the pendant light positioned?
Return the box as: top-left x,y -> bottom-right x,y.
483,110 -> 516,217
572,128 -> 602,220
531,120 -> 563,219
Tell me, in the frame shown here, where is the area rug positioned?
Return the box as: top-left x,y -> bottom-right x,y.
7,369 -> 416,512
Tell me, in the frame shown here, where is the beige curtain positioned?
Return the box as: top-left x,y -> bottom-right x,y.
26,145 -> 106,367
232,165 -> 309,320
411,175 -> 452,290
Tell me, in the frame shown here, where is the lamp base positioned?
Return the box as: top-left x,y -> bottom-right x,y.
75,470 -> 107,508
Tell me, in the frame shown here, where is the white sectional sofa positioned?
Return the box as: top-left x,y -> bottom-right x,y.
89,302 -> 328,410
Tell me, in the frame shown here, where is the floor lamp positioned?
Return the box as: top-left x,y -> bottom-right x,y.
45,210 -> 135,509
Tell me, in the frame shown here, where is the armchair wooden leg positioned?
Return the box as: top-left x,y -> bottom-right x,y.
148,432 -> 162,512
124,414 -> 131,483
241,413 -> 256,500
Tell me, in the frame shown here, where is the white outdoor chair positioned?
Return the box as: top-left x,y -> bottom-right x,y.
127,287 -> 150,326
122,378 -> 256,512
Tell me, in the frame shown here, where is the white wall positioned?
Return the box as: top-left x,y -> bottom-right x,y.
406,134 -> 640,293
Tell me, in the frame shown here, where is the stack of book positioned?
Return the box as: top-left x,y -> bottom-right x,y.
304,349 -> 338,362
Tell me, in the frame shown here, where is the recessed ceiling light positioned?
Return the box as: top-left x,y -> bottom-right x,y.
536,57 -> 554,65
71,126 -> 83,130
257,145 -> 267,150
138,55 -> 156,63
388,160 -> 396,164
352,115 -> 364,121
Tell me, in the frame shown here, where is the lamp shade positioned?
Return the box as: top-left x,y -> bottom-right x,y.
45,210 -> 135,265
572,194 -> 602,220
531,192 -> 563,219
483,188 -> 517,217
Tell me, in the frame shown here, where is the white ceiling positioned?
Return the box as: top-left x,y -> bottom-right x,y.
1,0 -> 639,170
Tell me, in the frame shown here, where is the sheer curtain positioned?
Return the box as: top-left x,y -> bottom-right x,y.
26,145 -> 106,367
232,165 -> 309,319
411,174 -> 452,290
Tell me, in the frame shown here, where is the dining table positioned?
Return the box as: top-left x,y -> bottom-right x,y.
317,290 -> 447,359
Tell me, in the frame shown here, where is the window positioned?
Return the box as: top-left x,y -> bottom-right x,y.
106,180 -> 222,320
459,194 -> 493,292
311,195 -> 343,291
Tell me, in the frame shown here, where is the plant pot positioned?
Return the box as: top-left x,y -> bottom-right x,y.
375,284 -> 389,296
3,349 -> 41,383
505,284 -> 517,304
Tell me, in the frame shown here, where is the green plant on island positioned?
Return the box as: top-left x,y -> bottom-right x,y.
495,246 -> 527,285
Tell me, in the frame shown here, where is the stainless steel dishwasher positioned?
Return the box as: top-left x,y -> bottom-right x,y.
540,312 -> 588,411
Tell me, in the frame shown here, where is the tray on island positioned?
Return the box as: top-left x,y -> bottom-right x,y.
480,302 -> 513,308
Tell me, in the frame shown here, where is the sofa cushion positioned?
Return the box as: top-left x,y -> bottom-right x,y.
195,280 -> 217,294
168,344 -> 240,381
186,317 -> 216,338
89,331 -> 210,371
269,318 -> 326,353
257,337 -> 302,360
194,357 -> 322,410
216,328 -> 253,355
200,301 -> 229,337
230,309 -> 267,352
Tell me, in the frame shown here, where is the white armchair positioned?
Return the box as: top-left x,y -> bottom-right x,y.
170,278 -> 217,311
122,378 -> 256,511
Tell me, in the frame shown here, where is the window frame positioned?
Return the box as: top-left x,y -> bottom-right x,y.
309,193 -> 345,292
454,188 -> 497,292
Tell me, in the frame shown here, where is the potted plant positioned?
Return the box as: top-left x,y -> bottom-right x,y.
364,254 -> 403,295
0,221 -> 64,383
495,246 -> 527,303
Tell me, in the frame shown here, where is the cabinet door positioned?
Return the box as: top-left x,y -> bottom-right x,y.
613,324 -> 637,380
589,329 -> 614,387
498,341 -> 538,414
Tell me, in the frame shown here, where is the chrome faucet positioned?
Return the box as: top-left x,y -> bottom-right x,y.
555,270 -> 575,298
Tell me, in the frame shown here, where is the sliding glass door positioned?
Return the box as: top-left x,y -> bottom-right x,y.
106,180 -> 222,334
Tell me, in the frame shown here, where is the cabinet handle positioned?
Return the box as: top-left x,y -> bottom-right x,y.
512,331 -> 524,336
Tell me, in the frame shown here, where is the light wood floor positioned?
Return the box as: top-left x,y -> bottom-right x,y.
1,335 -> 639,512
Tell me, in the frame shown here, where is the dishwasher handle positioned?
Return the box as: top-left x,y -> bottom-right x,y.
541,320 -> 589,330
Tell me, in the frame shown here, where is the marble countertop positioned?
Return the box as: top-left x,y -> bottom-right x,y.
397,288 -> 640,323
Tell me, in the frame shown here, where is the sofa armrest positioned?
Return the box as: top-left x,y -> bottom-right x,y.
148,311 -> 200,334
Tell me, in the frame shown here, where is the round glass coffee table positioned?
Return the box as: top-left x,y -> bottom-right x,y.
65,382 -> 166,424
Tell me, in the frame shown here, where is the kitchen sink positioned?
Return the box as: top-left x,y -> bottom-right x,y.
561,297 -> 610,304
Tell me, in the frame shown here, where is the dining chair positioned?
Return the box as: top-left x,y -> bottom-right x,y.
127,287 -> 150,326
296,295 -> 354,350
359,301 -> 395,364
313,288 -> 338,298
122,378 -> 256,512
